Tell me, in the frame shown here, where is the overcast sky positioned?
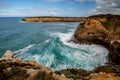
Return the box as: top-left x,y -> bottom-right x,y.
0,0 -> 120,17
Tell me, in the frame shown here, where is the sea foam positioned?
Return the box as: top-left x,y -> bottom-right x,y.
13,25 -> 109,71
47,30 -> 109,70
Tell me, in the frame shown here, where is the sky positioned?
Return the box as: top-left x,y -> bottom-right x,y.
0,0 -> 120,17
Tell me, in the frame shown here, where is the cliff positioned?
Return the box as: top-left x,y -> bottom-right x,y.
22,16 -> 85,22
0,50 -> 120,80
1,14 -> 120,80
74,14 -> 120,65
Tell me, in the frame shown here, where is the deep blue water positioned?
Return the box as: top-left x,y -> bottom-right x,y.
0,17 -> 108,71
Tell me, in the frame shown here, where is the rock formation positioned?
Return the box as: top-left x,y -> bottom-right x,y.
0,50 -> 69,80
1,50 -> 120,80
1,14 -> 120,80
55,65 -> 120,80
74,14 -> 120,65
22,16 -> 85,22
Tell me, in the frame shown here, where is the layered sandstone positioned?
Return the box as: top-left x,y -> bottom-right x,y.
22,16 -> 85,22
74,14 -> 120,65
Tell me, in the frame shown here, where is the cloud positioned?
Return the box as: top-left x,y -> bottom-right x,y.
76,0 -> 120,15
50,12 -> 57,16
0,7 -> 62,17
90,0 -> 120,15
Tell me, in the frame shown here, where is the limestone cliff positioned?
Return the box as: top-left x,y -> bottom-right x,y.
74,14 -> 120,65
22,16 -> 85,22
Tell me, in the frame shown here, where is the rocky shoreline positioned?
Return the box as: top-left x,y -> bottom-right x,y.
74,14 -> 120,65
0,14 -> 120,80
0,50 -> 69,80
22,16 -> 85,22
0,50 -> 120,80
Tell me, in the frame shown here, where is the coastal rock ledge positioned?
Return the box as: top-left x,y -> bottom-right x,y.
0,50 -> 69,80
0,50 -> 120,80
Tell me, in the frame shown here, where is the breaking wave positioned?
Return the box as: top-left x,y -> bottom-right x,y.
13,30 -> 108,71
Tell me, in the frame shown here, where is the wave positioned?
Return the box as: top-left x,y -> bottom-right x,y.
19,20 -> 26,23
47,31 -> 109,70
13,44 -> 35,57
43,39 -> 51,44
13,30 -> 109,71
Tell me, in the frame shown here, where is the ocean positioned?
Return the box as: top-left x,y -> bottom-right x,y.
0,17 -> 108,71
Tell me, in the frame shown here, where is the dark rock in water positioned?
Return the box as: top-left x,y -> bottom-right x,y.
74,14 -> 120,65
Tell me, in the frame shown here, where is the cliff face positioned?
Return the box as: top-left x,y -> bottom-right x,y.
22,16 -> 85,22
74,15 -> 120,65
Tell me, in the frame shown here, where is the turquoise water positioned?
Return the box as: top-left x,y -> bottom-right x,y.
0,17 -> 108,71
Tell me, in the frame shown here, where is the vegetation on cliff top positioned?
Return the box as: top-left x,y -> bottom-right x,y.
89,14 -> 120,19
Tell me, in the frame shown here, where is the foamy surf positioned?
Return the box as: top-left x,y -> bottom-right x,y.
11,22 -> 109,71
47,31 -> 109,70
13,44 -> 35,57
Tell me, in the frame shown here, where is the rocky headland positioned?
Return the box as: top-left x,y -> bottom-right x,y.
74,14 -> 120,65
0,14 -> 120,80
22,16 -> 85,22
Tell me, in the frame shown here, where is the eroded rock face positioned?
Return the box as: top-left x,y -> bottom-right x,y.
0,50 -> 69,80
74,15 -> 120,64
86,72 -> 120,80
0,51 -> 120,80
55,65 -> 120,80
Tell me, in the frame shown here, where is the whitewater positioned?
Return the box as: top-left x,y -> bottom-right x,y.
0,17 -> 108,71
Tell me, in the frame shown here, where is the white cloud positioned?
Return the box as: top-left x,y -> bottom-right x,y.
91,0 -> 120,15
0,7 -> 62,17
50,12 -> 57,16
